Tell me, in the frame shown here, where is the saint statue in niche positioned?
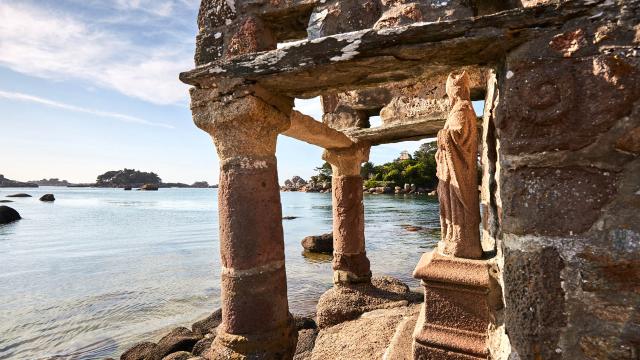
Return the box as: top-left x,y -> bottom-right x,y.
435,71 -> 482,259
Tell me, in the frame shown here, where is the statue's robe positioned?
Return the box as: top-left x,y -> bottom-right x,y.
435,97 -> 482,259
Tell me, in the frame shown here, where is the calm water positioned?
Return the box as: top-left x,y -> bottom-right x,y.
0,187 -> 439,360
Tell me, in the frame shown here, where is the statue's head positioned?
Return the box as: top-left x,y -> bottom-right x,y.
446,71 -> 470,102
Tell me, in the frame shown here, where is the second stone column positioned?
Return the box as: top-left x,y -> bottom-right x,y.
323,143 -> 372,285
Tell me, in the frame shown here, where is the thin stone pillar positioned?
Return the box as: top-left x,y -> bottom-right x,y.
191,87 -> 297,359
322,143 -> 371,285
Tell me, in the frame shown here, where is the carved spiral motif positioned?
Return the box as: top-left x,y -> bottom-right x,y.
519,68 -> 575,126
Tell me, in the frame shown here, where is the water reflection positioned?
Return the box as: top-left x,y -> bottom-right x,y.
301,251 -> 333,264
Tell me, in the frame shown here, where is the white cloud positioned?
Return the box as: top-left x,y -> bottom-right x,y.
0,2 -> 193,105
294,97 -> 323,120
0,89 -> 174,128
114,0 -> 175,17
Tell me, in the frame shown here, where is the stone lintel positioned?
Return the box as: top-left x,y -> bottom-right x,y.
346,117 -> 447,145
180,2 -> 596,98
413,250 -> 502,359
282,110 -> 355,149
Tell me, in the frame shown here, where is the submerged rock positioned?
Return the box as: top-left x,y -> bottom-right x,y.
0,200 -> 13,203
6,193 -> 31,198
40,194 -> 55,202
0,206 -> 21,225
402,225 -> 423,232
302,233 -> 333,254
283,216 -> 298,220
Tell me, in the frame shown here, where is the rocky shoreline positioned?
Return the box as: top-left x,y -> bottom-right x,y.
115,276 -> 422,360
281,175 -> 434,196
114,233 -> 422,360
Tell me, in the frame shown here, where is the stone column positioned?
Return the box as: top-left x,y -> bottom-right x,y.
191,87 -> 297,359
322,143 -> 371,284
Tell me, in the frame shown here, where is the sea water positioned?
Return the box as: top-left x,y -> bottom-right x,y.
0,187 -> 439,359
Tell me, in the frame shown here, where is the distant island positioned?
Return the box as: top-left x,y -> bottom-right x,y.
0,170 -> 217,189
30,178 -> 72,186
0,174 -> 38,188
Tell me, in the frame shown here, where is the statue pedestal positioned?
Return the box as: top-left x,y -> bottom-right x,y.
412,251 -> 502,359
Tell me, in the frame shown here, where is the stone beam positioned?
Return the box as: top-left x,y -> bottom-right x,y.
180,2 -> 596,98
283,110 -> 355,149
345,118 -> 444,145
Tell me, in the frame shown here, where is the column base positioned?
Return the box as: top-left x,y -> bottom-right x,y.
333,251 -> 371,285
412,250 -> 502,360
333,269 -> 372,285
208,316 -> 297,360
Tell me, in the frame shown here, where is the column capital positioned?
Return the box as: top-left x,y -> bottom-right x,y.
190,87 -> 293,162
322,142 -> 371,177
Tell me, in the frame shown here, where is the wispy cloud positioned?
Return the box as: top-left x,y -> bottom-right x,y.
0,1 -> 195,105
114,0 -> 175,17
0,89 -> 174,128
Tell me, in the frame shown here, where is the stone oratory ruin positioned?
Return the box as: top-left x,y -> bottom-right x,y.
180,0 -> 640,359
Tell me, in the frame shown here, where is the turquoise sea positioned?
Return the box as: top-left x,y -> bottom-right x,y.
0,187 -> 439,360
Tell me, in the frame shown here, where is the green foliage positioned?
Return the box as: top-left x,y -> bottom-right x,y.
364,179 -> 379,188
310,161 -> 332,183
361,142 -> 438,189
360,162 -> 375,179
313,142 -> 440,190
383,169 -> 400,182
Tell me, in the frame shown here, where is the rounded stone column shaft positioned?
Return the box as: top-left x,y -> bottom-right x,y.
323,143 -> 371,284
191,89 -> 296,358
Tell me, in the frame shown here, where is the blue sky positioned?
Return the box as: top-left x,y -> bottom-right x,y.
0,1 -> 478,184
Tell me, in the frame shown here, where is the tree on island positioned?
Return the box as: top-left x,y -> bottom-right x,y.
308,142 -> 440,190
363,142 -> 438,189
96,169 -> 162,187
310,162 -> 333,184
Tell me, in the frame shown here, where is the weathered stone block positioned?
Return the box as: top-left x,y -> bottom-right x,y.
501,166 -> 617,236
498,55 -> 640,154
307,0 -> 381,39
225,16 -> 277,58
503,246 -> 566,360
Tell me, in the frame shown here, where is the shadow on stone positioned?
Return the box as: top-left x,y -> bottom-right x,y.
191,309 -> 222,337
316,276 -> 413,328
